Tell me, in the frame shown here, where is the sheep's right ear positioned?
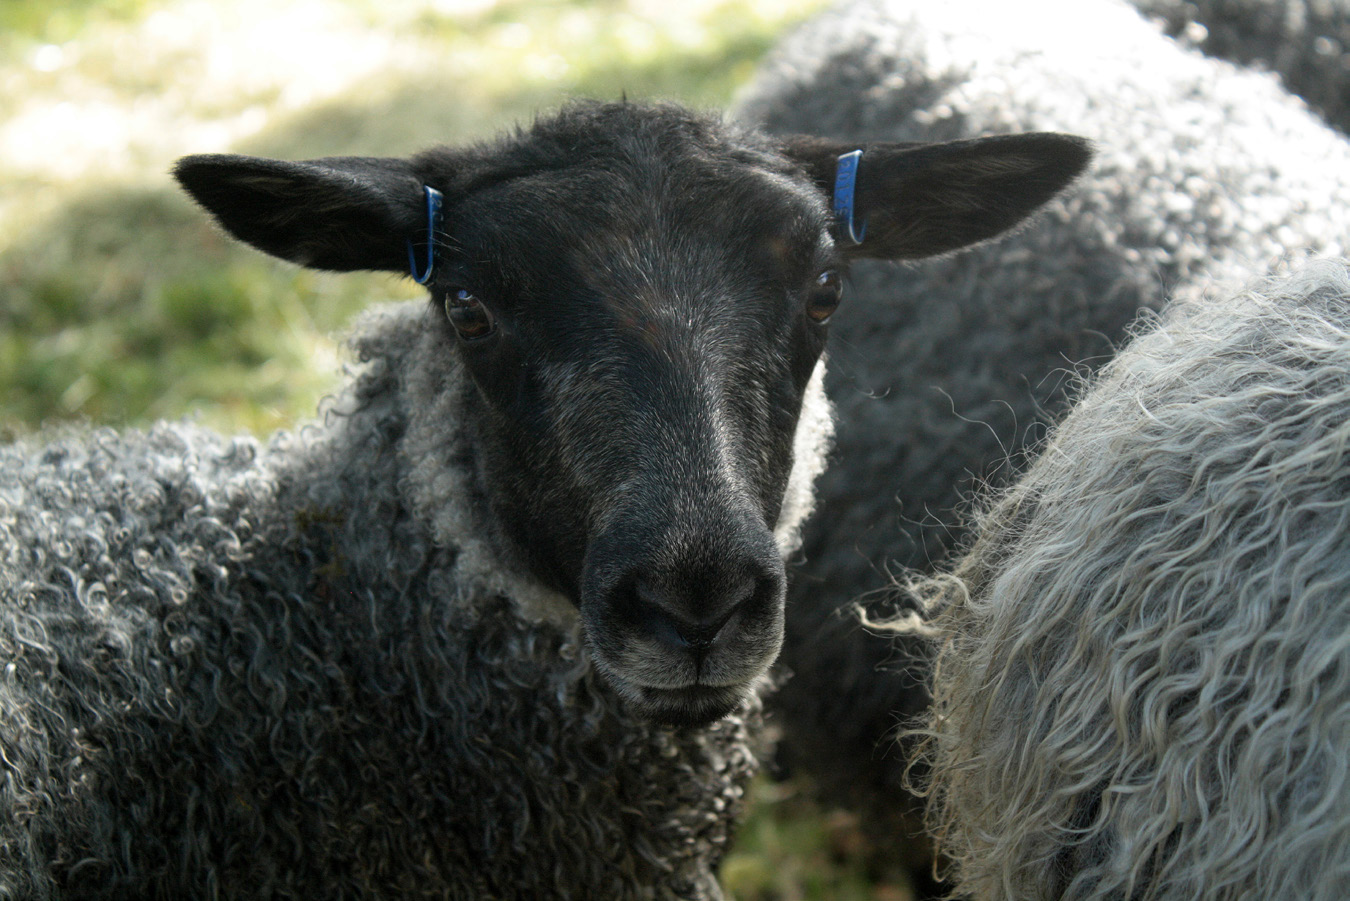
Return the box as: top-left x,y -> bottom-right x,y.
173,154 -> 427,273
782,133 -> 1093,260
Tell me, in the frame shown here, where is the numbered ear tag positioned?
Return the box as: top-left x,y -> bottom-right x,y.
833,150 -> 867,245
407,185 -> 444,285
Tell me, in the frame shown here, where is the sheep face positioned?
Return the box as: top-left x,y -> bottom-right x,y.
174,102 -> 1089,725
442,157 -> 832,727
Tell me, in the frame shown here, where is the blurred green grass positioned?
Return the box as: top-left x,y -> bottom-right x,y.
0,0 -> 159,46
0,2 -> 915,897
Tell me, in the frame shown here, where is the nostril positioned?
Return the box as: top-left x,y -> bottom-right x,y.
635,575 -> 755,651
676,606 -> 738,649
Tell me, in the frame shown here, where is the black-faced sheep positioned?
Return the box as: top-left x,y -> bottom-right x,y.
910,257 -> 1350,901
0,100 -> 1087,899
733,0 -> 1350,885
1132,0 -> 1350,133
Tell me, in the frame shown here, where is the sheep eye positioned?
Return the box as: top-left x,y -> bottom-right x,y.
805,270 -> 843,323
445,289 -> 496,340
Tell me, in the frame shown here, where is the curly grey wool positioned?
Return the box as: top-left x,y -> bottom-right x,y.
909,258 -> 1350,900
0,303 -> 773,900
1131,0 -> 1350,133
732,0 -> 1350,864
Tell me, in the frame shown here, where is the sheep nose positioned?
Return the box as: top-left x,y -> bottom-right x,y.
635,574 -> 754,653
580,507 -> 788,677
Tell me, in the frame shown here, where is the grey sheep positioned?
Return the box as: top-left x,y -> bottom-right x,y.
733,0 -> 1350,886
909,257 -> 1350,900
0,101 -> 1086,899
1131,0 -> 1350,133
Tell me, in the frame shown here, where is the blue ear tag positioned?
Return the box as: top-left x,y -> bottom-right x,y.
407,185 -> 444,285
833,150 -> 867,245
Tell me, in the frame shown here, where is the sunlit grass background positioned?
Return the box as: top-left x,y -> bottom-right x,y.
0,2 -> 917,896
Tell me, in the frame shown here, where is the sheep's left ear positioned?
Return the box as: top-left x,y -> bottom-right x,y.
174,153 -> 426,273
782,133 -> 1092,260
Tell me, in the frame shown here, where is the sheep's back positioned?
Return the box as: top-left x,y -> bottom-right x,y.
0,423 -> 266,898
1131,0 -> 1350,133
923,259 -> 1350,900
733,0 -> 1350,838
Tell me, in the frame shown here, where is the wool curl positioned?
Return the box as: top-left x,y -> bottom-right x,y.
0,298 -> 831,900
902,258 -> 1350,900
731,0 -> 1350,871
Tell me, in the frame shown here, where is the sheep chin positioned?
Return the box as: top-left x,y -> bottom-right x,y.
630,685 -> 747,729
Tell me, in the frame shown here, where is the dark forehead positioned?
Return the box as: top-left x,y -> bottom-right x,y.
418,102 -> 830,253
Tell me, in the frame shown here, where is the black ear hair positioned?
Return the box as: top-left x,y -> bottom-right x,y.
173,154 -> 427,273
783,133 -> 1093,260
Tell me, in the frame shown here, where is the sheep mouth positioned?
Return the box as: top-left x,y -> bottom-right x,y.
629,682 -> 747,727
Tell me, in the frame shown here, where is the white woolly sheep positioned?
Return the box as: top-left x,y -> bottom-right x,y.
0,100 -> 1087,899
910,257 -> 1350,900
733,0 -> 1350,888
1132,0 -> 1350,132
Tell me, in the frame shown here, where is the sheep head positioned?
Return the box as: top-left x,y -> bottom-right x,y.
174,101 -> 1089,726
